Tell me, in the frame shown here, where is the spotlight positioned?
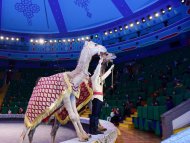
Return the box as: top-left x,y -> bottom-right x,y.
154,12 -> 160,17
167,5 -> 172,11
161,9 -> 165,14
68,39 -> 71,42
119,26 -> 123,31
86,36 -> 89,40
124,25 -> 128,29
142,18 -> 146,23
6,37 -> 9,40
39,39 -> 44,44
63,39 -> 66,42
30,39 -> 34,42
0,36 -> 4,40
181,0 -> 185,3
72,39 -> 75,42
16,38 -> 19,41
130,23 -> 134,27
136,21 -> 140,25
77,38 -> 81,41
95,35 -> 98,38
104,32 -> 108,35
114,28 -> 118,32
54,40 -> 57,43
148,15 -> 153,20
109,30 -> 112,34
50,40 -> 53,43
81,37 -> 85,41
11,37 -> 15,41
35,40 -> 38,43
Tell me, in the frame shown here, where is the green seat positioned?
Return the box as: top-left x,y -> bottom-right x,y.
147,106 -> 154,120
142,106 -> 148,119
137,106 -> 143,118
133,117 -> 139,128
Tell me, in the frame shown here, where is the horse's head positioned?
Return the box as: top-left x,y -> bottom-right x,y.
84,41 -> 107,56
100,52 -> 117,63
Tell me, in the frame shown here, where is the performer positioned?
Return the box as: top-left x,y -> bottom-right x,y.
89,54 -> 114,135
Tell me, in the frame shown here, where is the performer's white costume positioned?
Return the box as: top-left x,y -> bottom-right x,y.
89,58 -> 114,134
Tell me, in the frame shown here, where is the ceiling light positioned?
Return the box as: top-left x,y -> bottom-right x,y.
30,39 -> 33,42
95,35 -> 98,38
114,28 -> 118,32
181,0 -> 185,3
155,12 -> 160,17
68,39 -> 71,42
142,18 -> 146,22
35,40 -> 38,43
148,15 -> 153,20
104,32 -> 108,35
16,38 -> 19,41
119,27 -> 123,31
81,37 -> 85,40
6,37 -> 9,40
109,30 -> 112,34
168,5 -> 172,11
54,40 -> 57,43
0,36 -> 4,40
50,40 -> 53,43
77,38 -> 81,41
39,39 -> 44,44
125,25 -> 128,29
161,9 -> 165,14
72,39 -> 75,41
86,36 -> 89,40
130,23 -> 134,27
63,39 -> 66,42
136,21 -> 140,25
11,37 -> 15,41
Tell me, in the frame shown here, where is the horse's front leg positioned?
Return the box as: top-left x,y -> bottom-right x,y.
70,95 -> 91,139
63,93 -> 88,142
28,128 -> 36,143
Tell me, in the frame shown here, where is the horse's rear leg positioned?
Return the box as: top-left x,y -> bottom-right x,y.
51,118 -> 60,143
28,129 -> 36,143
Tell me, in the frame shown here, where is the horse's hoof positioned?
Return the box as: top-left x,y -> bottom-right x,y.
79,138 -> 88,142
87,133 -> 92,138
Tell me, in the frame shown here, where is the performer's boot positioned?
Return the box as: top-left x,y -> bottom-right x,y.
89,116 -> 103,135
94,117 -> 103,134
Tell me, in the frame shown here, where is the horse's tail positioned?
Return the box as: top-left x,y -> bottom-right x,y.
20,126 -> 31,143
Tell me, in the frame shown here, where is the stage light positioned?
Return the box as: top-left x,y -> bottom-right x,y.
39,39 -> 44,44
16,38 -> 19,41
77,38 -> 81,41
161,9 -> 165,14
125,25 -> 128,29
104,31 -> 108,35
95,35 -> 98,38
68,39 -> 71,42
181,0 -> 185,3
148,15 -> 153,20
11,37 -> 15,41
130,23 -> 134,27
86,36 -> 89,40
6,37 -> 9,40
54,40 -> 57,43
136,21 -> 140,25
142,18 -> 146,23
119,26 -> 123,31
155,12 -> 160,17
30,39 -> 34,42
109,30 -> 113,34
63,39 -> 66,42
0,36 -> 4,40
35,40 -> 38,43
114,28 -> 118,32
50,40 -> 53,43
81,37 -> 85,41
72,39 -> 75,42
168,5 -> 172,11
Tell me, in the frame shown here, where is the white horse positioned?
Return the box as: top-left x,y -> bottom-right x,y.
20,41 -> 111,143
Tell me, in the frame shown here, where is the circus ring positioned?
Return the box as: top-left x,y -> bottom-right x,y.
0,115 -> 118,143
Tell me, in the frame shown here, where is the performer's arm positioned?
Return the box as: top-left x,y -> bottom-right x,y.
91,59 -> 103,79
101,65 -> 114,81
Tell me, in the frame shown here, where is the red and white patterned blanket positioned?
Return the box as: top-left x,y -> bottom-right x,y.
24,72 -> 92,129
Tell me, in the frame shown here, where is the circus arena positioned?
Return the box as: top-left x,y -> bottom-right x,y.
0,0 -> 190,143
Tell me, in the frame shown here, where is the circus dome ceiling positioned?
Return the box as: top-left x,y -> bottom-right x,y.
0,0 -> 169,37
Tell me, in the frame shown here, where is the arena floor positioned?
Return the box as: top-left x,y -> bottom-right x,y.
0,121 -> 78,143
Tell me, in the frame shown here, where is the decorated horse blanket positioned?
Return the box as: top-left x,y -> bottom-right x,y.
24,72 -> 92,130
